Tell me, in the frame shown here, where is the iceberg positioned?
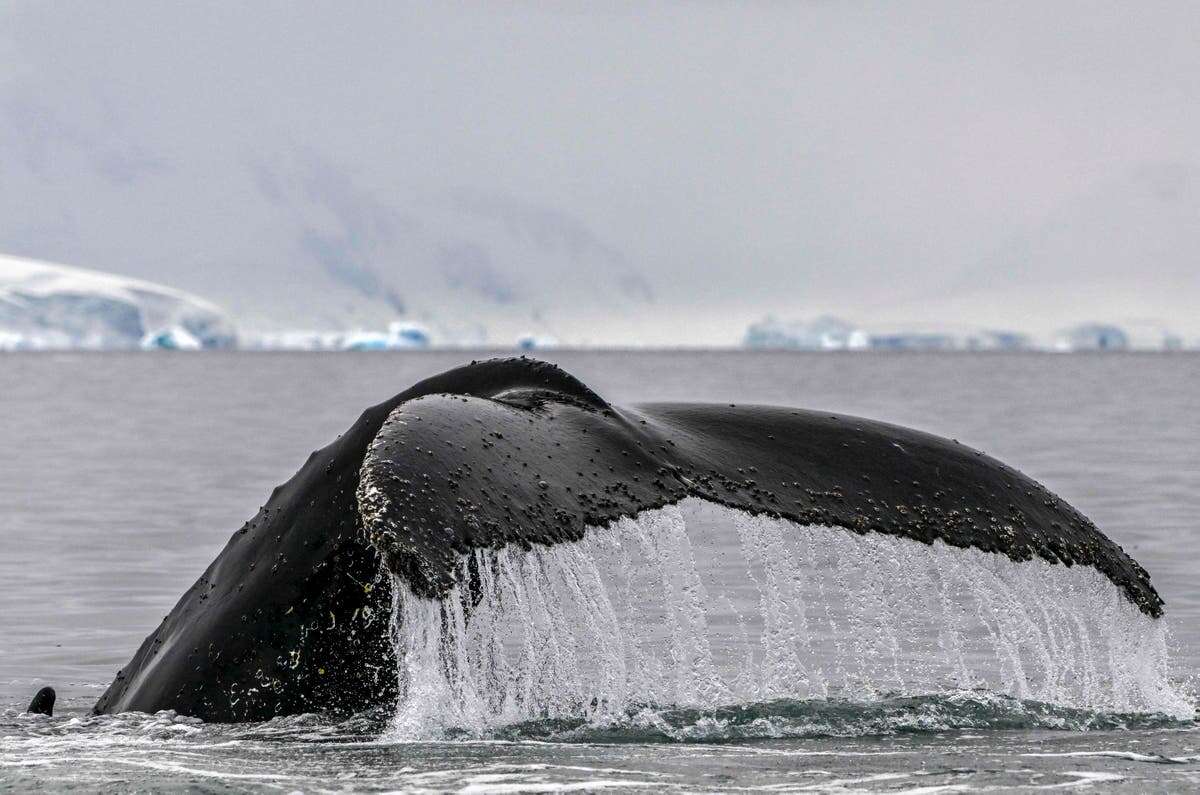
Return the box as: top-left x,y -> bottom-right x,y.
340,332 -> 391,351
140,326 -> 203,351
1054,324 -> 1129,352
0,330 -> 24,351
515,332 -> 560,350
868,332 -> 958,351
744,316 -> 1037,352
0,254 -> 236,350
340,321 -> 432,351
962,330 -> 1031,351
743,315 -> 868,350
387,321 -> 432,348
243,330 -> 345,351
865,328 -> 1031,351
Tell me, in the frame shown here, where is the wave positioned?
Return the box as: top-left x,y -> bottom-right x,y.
486,692 -> 1193,743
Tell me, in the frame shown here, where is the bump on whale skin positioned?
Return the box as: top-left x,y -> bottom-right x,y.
94,357 -> 1163,723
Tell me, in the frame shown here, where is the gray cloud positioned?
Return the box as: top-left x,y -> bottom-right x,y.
1,1 -> 1198,342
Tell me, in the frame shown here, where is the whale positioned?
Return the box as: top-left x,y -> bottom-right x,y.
91,357 -> 1163,722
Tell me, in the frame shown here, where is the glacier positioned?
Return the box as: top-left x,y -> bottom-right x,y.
0,254 -> 236,350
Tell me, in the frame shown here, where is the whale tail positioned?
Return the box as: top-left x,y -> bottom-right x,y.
91,358 -> 1169,723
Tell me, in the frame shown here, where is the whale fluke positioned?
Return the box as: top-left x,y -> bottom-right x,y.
359,386 -> 1161,617
27,687 -> 55,716
92,357 -> 1164,723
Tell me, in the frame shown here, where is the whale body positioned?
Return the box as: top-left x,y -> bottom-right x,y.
93,358 -> 1162,721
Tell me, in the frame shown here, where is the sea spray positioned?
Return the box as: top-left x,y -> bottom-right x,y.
386,498 -> 1191,738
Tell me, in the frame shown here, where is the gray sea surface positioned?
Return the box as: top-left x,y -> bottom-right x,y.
1,351 -> 1198,791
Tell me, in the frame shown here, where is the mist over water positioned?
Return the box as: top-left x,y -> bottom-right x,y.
1,351 -> 1198,790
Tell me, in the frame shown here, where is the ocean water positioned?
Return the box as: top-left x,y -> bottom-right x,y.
1,351 -> 1198,791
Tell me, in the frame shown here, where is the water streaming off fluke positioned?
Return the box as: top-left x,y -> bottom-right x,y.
387,499 -> 1191,739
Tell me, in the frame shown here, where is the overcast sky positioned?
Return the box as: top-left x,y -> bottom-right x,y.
2,2 -> 1199,343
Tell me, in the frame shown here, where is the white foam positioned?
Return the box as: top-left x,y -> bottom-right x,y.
386,499 -> 1191,738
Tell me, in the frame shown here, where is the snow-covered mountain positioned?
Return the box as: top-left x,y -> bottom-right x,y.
0,135 -> 658,346
0,254 -> 236,350
225,164 -> 657,345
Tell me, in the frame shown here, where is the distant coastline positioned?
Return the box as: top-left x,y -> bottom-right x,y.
2,255 -> 1194,352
